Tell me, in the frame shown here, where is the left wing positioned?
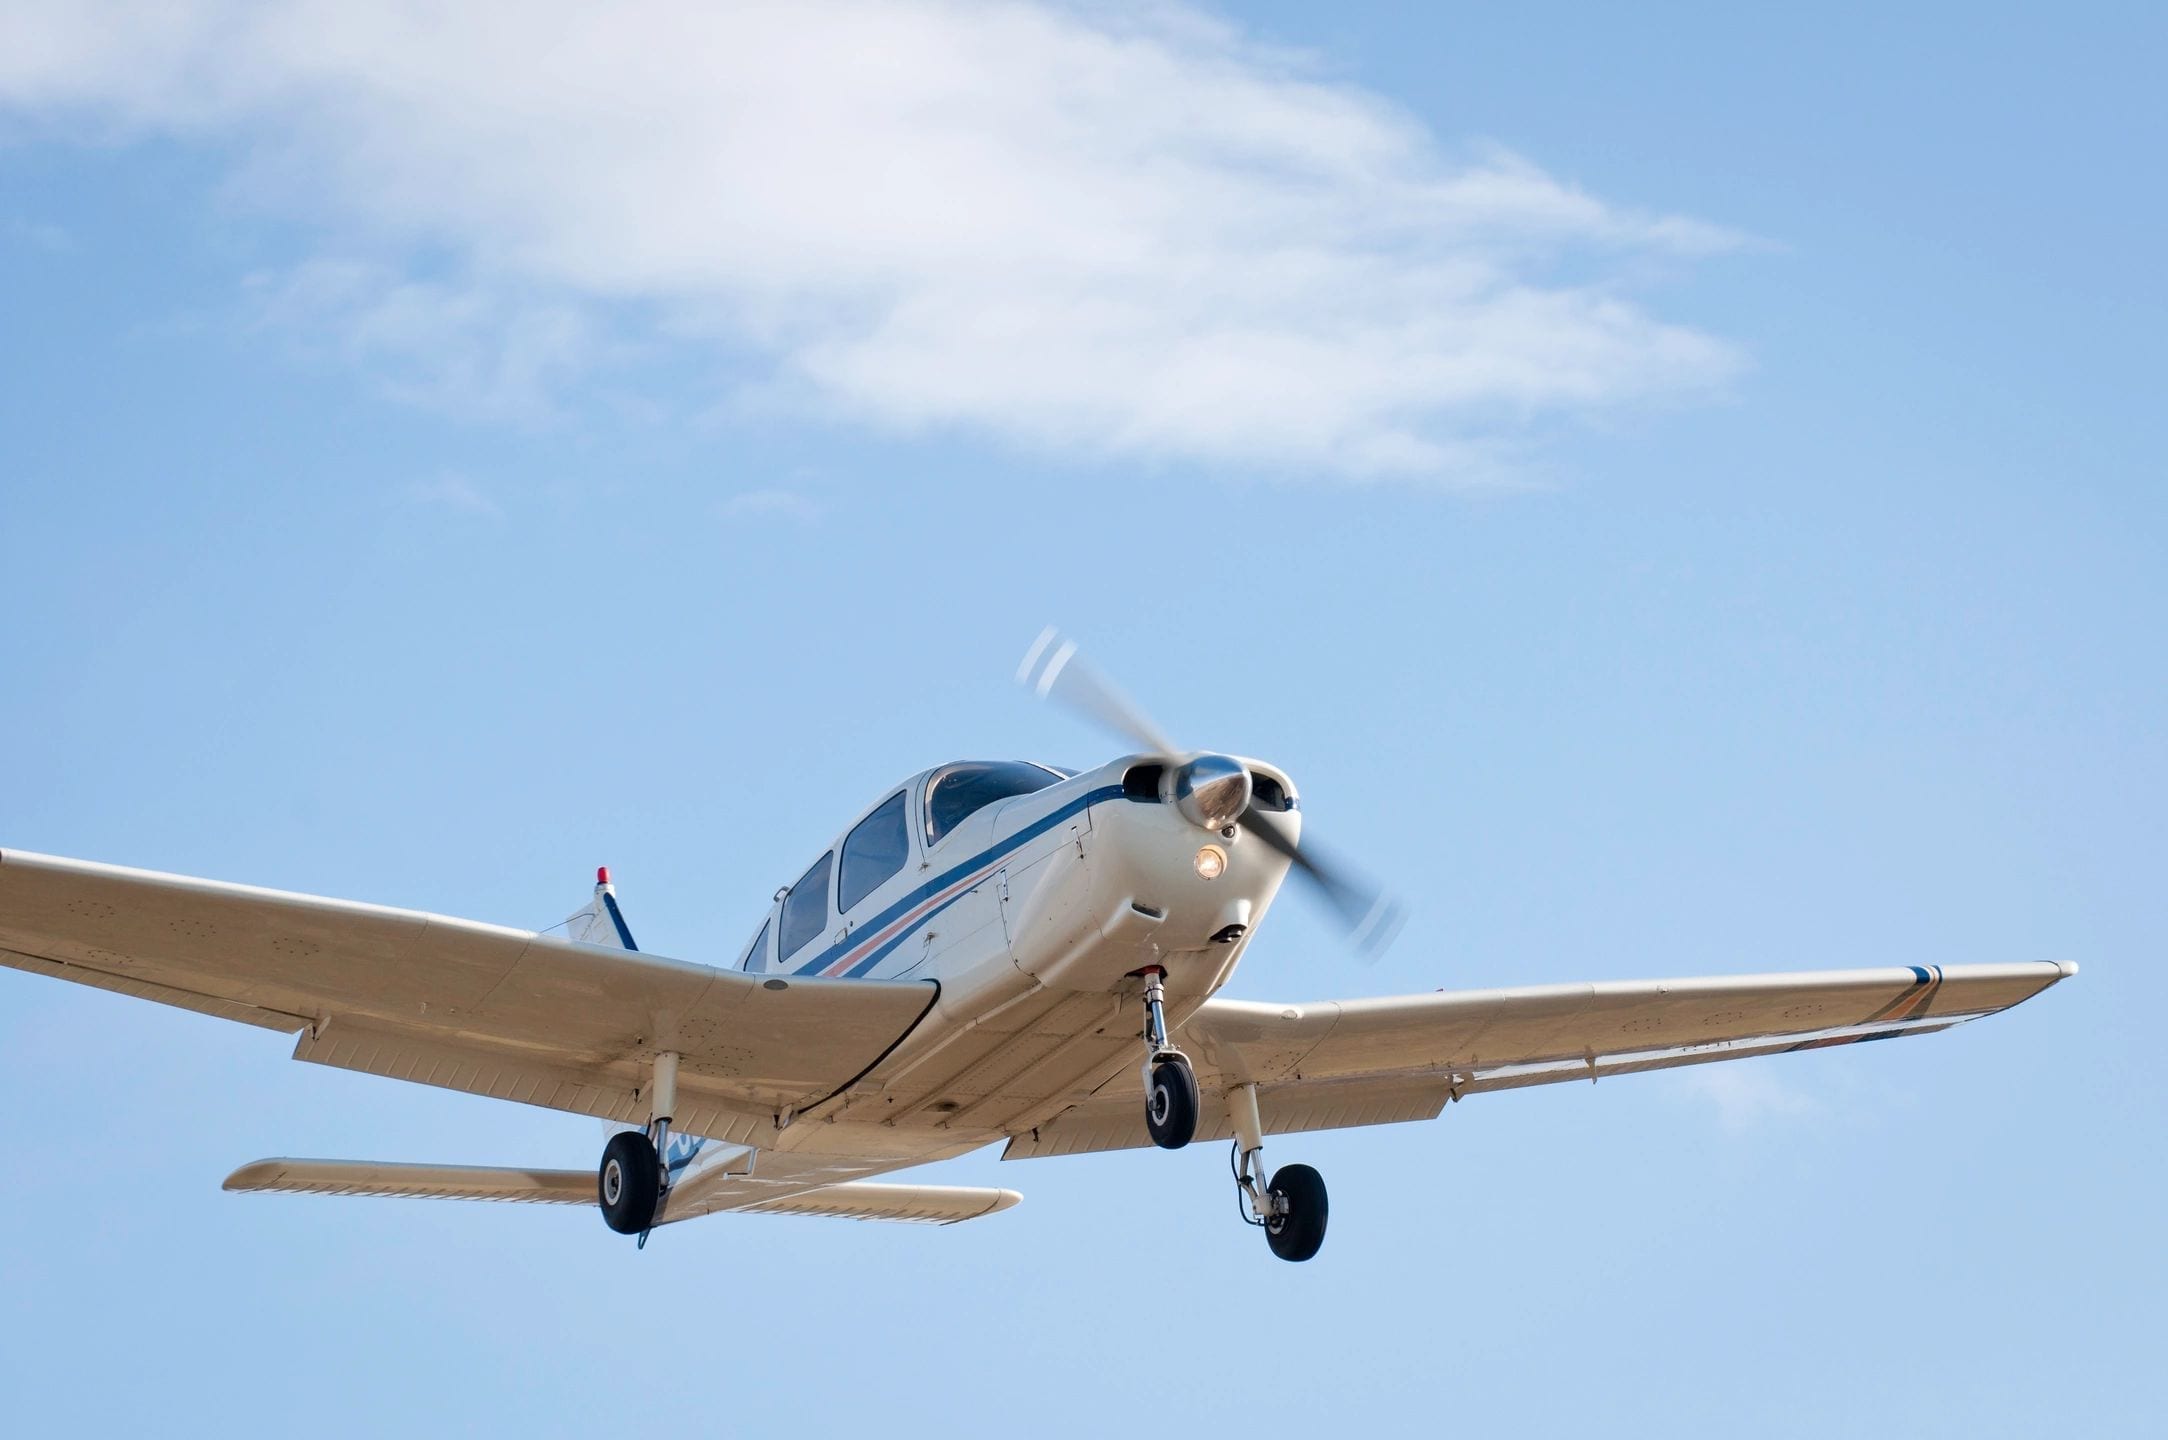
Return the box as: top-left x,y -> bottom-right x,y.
1005,961 -> 2073,1158
0,848 -> 938,1144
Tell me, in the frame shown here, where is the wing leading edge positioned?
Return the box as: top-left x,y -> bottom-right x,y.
1005,961 -> 2074,1159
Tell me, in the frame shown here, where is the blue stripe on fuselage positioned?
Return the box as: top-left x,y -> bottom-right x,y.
789,783 -> 1125,979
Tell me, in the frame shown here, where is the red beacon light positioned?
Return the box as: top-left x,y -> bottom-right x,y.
596,866 -> 612,887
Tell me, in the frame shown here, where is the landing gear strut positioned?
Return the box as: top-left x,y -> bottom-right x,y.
1137,969 -> 1198,1149
598,1050 -> 679,1239
1228,1083 -> 1328,1262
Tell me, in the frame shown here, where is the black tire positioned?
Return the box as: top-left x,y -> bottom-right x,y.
1145,1058 -> 1200,1150
598,1130 -> 661,1235
1264,1163 -> 1328,1262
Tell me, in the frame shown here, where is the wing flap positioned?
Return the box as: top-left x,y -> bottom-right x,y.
223,1158 -> 594,1204
1006,1074 -> 1450,1159
290,1023 -> 775,1147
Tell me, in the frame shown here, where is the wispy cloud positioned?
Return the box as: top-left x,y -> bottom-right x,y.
247,260 -> 594,424
0,0 -> 1747,478
404,471 -> 502,519
718,489 -> 824,524
1672,1065 -> 1823,1134
7,217 -> 72,253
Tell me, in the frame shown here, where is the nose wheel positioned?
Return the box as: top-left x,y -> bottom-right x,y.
1146,1058 -> 1200,1149
1136,968 -> 1198,1149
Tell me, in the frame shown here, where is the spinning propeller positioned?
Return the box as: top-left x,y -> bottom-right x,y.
1018,627 -> 1405,958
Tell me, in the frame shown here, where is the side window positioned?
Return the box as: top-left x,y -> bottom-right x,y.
838,791 -> 909,912
740,920 -> 772,973
778,852 -> 832,963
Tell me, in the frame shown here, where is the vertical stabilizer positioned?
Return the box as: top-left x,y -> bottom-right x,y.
560,866 -> 639,951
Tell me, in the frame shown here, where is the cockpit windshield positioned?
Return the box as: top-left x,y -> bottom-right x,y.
924,761 -> 1064,847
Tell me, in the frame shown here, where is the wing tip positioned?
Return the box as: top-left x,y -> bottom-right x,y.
2055,960 -> 2079,979
222,1159 -> 283,1192
943,1188 -> 1024,1223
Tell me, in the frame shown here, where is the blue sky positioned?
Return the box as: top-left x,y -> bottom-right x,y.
2,3 -> 2161,1434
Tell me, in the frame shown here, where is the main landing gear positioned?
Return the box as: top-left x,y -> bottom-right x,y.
1229,1082 -> 1328,1263
1138,968 -> 1199,1150
598,1051 -> 678,1241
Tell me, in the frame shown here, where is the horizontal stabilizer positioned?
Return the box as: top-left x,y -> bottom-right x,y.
735,1182 -> 1021,1225
224,1158 -> 593,1204
224,1159 -> 1021,1226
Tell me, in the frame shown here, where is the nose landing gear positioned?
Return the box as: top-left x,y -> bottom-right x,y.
1137,968 -> 1198,1149
1229,1082 -> 1328,1262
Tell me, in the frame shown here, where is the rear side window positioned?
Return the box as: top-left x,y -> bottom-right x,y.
779,852 -> 832,962
740,920 -> 772,973
924,761 -> 1062,847
839,791 -> 910,912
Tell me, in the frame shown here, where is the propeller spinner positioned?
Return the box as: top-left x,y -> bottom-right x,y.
1017,626 -> 1405,958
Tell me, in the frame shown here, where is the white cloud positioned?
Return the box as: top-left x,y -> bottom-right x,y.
404,470 -> 501,518
1673,1065 -> 1823,1133
246,259 -> 595,423
0,0 -> 1746,477
7,217 -> 73,252
718,489 -> 825,524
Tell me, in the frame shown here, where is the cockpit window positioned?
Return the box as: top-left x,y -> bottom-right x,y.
779,852 -> 832,963
741,920 -> 772,973
924,761 -> 1063,847
839,791 -> 910,912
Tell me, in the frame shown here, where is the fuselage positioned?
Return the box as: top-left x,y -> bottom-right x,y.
685,755 -> 1296,1170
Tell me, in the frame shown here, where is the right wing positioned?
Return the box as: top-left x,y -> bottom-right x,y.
1006,961 -> 2073,1158
0,848 -> 937,1145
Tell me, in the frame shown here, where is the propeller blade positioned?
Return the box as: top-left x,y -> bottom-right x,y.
1014,626 -> 1402,960
1016,626 -> 1179,756
1240,804 -> 1406,960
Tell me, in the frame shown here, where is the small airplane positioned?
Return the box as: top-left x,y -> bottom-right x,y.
0,630 -> 2074,1261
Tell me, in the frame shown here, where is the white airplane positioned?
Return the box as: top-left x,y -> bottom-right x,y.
0,631 -> 2074,1261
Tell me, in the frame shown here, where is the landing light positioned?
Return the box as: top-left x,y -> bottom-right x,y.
1194,845 -> 1227,880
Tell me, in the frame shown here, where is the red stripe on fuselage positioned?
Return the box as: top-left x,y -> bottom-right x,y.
817,855 -> 1007,978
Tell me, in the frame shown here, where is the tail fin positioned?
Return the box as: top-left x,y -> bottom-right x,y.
561,866 -> 638,951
